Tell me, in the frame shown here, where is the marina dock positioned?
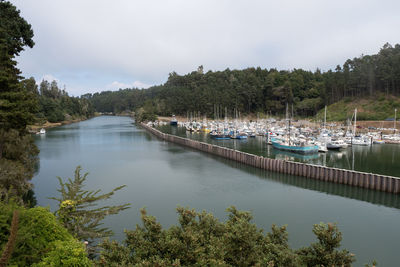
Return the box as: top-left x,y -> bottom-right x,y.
141,123 -> 400,194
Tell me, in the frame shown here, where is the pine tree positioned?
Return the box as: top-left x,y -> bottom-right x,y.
0,1 -> 39,203
51,166 -> 130,243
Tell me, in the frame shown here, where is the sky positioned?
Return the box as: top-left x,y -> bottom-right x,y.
10,0 -> 400,96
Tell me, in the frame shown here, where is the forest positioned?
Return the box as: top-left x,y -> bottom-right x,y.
21,77 -> 95,124
86,43 -> 400,119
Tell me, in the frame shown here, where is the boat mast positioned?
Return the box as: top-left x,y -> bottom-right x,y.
324,105 -> 327,130
353,108 -> 357,136
394,108 -> 397,134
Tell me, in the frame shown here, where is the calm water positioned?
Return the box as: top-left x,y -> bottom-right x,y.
33,116 -> 400,266
158,125 -> 400,177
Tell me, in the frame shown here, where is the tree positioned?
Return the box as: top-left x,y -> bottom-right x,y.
297,222 -> 355,266
0,0 -> 34,56
0,129 -> 38,202
0,1 -> 39,204
50,166 -> 130,250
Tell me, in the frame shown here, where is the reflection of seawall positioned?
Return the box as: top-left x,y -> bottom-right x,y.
222,159 -> 400,209
141,123 -> 400,194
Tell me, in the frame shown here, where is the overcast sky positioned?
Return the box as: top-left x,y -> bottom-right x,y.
10,0 -> 400,96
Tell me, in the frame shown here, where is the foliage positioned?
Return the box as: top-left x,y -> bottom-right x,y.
0,1 -> 39,205
297,222 -> 355,266
0,129 -> 39,202
32,240 -> 93,267
0,0 -> 34,56
51,166 -> 130,245
0,2 -> 37,132
135,103 -> 158,123
30,78 -> 94,122
0,210 -> 18,266
99,206 -> 354,266
316,94 -> 400,121
0,201 -> 90,266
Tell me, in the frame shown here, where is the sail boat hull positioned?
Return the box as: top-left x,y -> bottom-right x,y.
271,139 -> 319,154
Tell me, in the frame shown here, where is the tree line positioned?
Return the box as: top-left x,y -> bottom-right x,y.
25,78 -> 94,123
86,44 -> 400,119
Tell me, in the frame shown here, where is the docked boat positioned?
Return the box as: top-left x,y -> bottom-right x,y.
327,139 -> 348,150
352,136 -> 371,146
37,128 -> 46,134
170,115 -> 178,126
210,130 -> 230,140
271,138 -> 319,154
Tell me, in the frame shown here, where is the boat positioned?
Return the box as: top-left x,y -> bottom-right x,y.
37,128 -> 46,134
170,115 -> 178,126
327,139 -> 348,150
314,141 -> 328,153
229,131 -> 248,139
373,139 -> 385,144
210,130 -> 230,140
271,138 -> 319,154
352,136 -> 371,146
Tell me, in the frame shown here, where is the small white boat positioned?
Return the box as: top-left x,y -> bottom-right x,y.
37,128 -> 46,134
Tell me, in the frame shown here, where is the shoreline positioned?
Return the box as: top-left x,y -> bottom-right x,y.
28,115 -> 98,133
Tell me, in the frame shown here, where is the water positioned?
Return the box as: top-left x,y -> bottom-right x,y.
33,116 -> 400,266
157,125 -> 400,177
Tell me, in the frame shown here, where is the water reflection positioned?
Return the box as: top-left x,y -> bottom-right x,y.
208,152 -> 400,210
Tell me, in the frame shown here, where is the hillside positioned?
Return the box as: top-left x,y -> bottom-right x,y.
316,94 -> 400,122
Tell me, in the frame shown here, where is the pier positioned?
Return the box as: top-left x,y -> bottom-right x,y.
141,123 -> 400,194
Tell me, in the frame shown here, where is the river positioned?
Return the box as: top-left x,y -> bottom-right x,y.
33,116 -> 400,266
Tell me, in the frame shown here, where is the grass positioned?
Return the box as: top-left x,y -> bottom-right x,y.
316,94 -> 400,122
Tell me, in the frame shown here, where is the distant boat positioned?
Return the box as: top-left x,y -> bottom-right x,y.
170,115 -> 178,126
327,139 -> 348,150
210,130 -> 230,140
271,138 -> 319,154
37,128 -> 46,134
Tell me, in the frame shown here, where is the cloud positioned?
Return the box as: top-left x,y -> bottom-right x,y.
106,81 -> 151,91
11,0 -> 400,95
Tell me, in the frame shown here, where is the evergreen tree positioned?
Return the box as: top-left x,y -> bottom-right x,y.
50,166 -> 130,249
0,1 -> 39,203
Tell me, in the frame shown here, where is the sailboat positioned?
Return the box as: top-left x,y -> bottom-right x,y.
271,104 -> 318,154
351,108 -> 371,146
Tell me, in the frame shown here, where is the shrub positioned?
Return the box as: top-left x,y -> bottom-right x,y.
33,240 -> 92,267
0,202 -> 90,266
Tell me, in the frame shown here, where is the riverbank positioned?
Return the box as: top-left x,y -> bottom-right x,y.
28,115 -> 98,134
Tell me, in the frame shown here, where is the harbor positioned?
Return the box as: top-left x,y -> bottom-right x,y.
142,117 -> 400,193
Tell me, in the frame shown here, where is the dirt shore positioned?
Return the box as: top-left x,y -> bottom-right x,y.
28,116 -> 94,133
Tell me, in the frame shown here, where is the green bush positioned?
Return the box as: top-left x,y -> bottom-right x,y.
100,206 -> 354,266
0,202 -> 90,266
33,240 -> 92,267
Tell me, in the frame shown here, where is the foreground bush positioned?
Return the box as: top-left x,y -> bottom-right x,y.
99,206 -> 355,266
0,202 -> 91,266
